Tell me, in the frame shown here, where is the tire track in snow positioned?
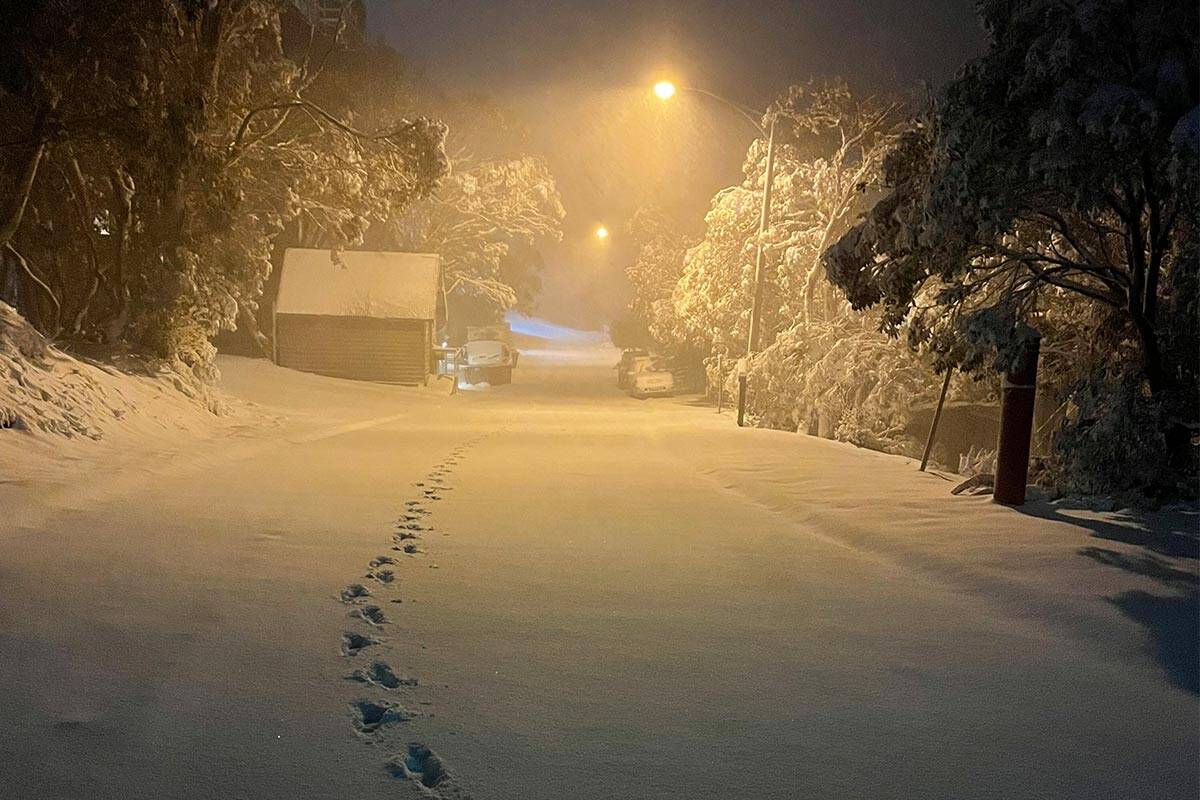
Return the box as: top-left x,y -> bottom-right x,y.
335,435 -> 487,797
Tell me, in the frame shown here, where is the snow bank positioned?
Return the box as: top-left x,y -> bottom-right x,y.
0,301 -> 223,440
664,416 -> 1199,694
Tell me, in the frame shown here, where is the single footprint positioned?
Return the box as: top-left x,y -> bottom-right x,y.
341,632 -> 380,656
387,743 -> 473,797
339,584 -> 372,603
348,660 -> 418,690
370,555 -> 398,568
351,699 -> 412,734
401,543 -> 420,554
368,569 -> 396,583
397,530 -> 429,539
351,605 -> 388,626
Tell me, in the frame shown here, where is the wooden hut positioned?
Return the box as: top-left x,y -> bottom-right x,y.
273,249 -> 439,384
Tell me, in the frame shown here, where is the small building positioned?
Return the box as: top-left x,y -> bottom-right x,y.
274,248 -> 440,385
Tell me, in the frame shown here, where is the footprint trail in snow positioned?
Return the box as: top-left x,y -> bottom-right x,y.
331,436 -> 485,797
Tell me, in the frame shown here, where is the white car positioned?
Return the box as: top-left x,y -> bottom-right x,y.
628,357 -> 675,398
461,339 -> 518,385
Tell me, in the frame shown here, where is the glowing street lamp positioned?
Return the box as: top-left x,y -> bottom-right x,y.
595,225 -> 610,240
652,79 -> 777,428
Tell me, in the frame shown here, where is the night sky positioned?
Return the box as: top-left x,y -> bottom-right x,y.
366,0 -> 987,327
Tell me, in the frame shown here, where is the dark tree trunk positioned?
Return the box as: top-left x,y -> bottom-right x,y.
237,304 -> 273,358
61,148 -> 105,336
0,111 -> 49,249
4,243 -> 61,335
1123,202 -> 1164,395
102,169 -> 135,344
1131,310 -> 1165,395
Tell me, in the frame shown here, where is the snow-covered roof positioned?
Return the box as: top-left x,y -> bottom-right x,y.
276,249 -> 440,320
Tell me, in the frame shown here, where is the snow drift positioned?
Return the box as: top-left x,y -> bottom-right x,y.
0,301 -> 222,439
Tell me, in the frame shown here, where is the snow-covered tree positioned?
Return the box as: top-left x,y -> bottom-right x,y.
652,82 -> 950,446
611,205 -> 692,351
668,185 -> 760,352
0,1 -> 448,371
666,83 -> 903,352
823,0 -> 1198,495
383,154 -> 564,318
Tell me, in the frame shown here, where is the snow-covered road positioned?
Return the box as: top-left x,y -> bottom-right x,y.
2,347 -> 1196,799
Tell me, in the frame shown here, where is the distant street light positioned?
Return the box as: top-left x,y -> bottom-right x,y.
595,225 -> 610,240
654,79 -> 777,428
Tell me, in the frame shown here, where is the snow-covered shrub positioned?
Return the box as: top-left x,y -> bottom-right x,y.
744,316 -> 942,455
135,304 -> 220,383
959,446 -> 997,477
1049,373 -> 1189,500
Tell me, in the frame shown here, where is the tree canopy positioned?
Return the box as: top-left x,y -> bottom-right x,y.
825,0 -> 1197,384
662,82 -> 903,354
0,0 -> 448,369
823,0 -> 1198,493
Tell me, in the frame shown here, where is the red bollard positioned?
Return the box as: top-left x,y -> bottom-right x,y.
736,374 -> 748,427
993,338 -> 1040,506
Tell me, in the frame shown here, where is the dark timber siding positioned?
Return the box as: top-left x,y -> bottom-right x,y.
275,314 -> 430,384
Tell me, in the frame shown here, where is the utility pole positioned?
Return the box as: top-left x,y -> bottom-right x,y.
738,114 -> 777,427
652,82 -> 776,429
919,368 -> 954,472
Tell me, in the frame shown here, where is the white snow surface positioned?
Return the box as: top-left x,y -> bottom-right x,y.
0,301 -> 235,481
276,248 -> 440,319
1,343 -> 1196,799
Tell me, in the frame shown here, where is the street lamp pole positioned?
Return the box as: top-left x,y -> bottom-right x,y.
739,113 -> 776,427
653,80 -> 778,427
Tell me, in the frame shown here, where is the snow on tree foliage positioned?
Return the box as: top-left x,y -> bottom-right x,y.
626,81 -> 974,453
823,0 -> 1198,497
0,1 -> 447,374
381,154 -> 564,317
610,205 -> 693,351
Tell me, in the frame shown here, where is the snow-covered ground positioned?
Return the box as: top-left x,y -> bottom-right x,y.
1,344 -> 1196,799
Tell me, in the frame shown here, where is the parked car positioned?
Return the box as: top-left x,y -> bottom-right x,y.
616,348 -> 648,389
461,338 -> 519,385
628,356 -> 675,399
